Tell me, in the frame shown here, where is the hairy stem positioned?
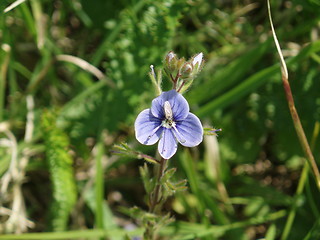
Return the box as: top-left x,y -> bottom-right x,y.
177,80 -> 186,93
144,158 -> 168,240
150,158 -> 168,213
172,72 -> 181,91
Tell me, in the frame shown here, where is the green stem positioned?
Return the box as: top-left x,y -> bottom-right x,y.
94,90 -> 108,236
281,161 -> 309,240
144,158 -> 168,240
281,122 -> 320,240
150,158 -> 168,213
95,141 -> 104,230
0,45 -> 10,121
0,228 -> 144,239
177,80 -> 186,93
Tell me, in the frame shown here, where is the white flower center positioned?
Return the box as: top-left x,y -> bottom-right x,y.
162,101 -> 175,129
161,101 -> 186,143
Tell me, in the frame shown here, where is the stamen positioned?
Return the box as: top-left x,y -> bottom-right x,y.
172,126 -> 186,143
146,124 -> 162,143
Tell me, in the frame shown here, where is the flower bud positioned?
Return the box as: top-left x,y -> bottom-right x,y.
180,62 -> 193,78
192,53 -> 203,71
164,51 -> 178,72
167,51 -> 175,62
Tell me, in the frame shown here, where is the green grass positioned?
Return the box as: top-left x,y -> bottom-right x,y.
1,0 -> 320,239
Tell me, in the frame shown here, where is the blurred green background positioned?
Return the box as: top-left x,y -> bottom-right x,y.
1,0 -> 320,239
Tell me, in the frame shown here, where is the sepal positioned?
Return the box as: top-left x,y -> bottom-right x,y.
164,51 -> 178,73
148,65 -> 162,95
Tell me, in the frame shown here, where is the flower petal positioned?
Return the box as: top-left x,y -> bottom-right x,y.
192,53 -> 203,70
158,128 -> 178,159
151,90 -> 189,121
176,113 -> 203,147
135,109 -> 163,145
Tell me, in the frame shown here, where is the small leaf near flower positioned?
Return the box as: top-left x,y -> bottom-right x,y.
203,127 -> 222,136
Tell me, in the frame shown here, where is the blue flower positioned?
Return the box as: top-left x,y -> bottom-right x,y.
135,90 -> 203,159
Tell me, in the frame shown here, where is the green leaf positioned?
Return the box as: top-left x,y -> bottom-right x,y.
160,167 -> 176,184
195,40 -> 320,117
139,164 -> 156,195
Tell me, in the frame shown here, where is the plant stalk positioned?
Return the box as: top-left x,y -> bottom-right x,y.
0,44 -> 11,121
281,76 -> 320,189
150,158 -> 168,213
267,0 -> 320,190
144,158 -> 168,240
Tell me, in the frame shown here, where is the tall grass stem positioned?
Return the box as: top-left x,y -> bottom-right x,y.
0,44 -> 10,121
267,0 -> 320,190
